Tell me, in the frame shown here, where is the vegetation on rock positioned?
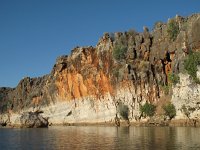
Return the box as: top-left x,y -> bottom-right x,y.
113,34 -> 128,61
169,73 -> 180,85
167,19 -> 179,41
140,102 -> 156,117
163,103 -> 176,120
113,44 -> 127,60
184,51 -> 200,83
161,85 -> 170,95
181,105 -> 196,119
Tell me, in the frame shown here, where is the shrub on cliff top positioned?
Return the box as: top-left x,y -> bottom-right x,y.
163,103 -> 176,120
113,34 -> 128,61
184,51 -> 200,83
140,102 -> 156,117
167,19 -> 179,41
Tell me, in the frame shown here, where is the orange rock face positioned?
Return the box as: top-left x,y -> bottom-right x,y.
2,13 -> 200,116
54,47 -> 114,101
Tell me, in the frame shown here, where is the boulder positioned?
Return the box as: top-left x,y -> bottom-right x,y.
20,111 -> 48,128
0,115 -> 9,127
0,121 -> 7,127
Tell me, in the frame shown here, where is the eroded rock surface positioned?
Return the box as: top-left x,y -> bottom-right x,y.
20,111 -> 49,128
0,14 -> 200,126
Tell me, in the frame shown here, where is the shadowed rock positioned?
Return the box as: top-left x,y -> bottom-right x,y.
20,111 -> 48,128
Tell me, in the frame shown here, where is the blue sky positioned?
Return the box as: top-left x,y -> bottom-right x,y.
0,0 -> 200,87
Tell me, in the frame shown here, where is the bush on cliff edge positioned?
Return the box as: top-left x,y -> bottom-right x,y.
167,19 -> 179,41
113,34 -> 128,61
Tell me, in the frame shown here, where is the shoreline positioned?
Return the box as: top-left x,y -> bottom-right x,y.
62,119 -> 200,127
1,119 -> 200,128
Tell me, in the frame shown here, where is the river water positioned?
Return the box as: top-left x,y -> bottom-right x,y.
0,126 -> 200,150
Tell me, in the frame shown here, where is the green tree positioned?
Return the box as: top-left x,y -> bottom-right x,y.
113,34 -> 128,61
167,19 -> 179,41
163,103 -> 176,120
184,52 -> 200,83
113,44 -> 127,60
140,102 -> 156,117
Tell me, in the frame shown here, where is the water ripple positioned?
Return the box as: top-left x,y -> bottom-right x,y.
0,126 -> 200,150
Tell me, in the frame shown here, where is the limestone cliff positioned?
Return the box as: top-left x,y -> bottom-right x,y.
1,14 -> 200,126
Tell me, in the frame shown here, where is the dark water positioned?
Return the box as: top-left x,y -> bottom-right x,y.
0,126 -> 200,150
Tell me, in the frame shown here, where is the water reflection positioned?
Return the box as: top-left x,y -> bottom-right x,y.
0,126 -> 200,150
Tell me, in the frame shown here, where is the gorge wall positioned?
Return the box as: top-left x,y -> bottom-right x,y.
1,14 -> 200,126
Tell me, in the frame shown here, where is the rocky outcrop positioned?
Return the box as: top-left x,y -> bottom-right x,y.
0,13 -> 200,127
20,111 -> 49,128
172,70 -> 200,120
0,119 -> 7,127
